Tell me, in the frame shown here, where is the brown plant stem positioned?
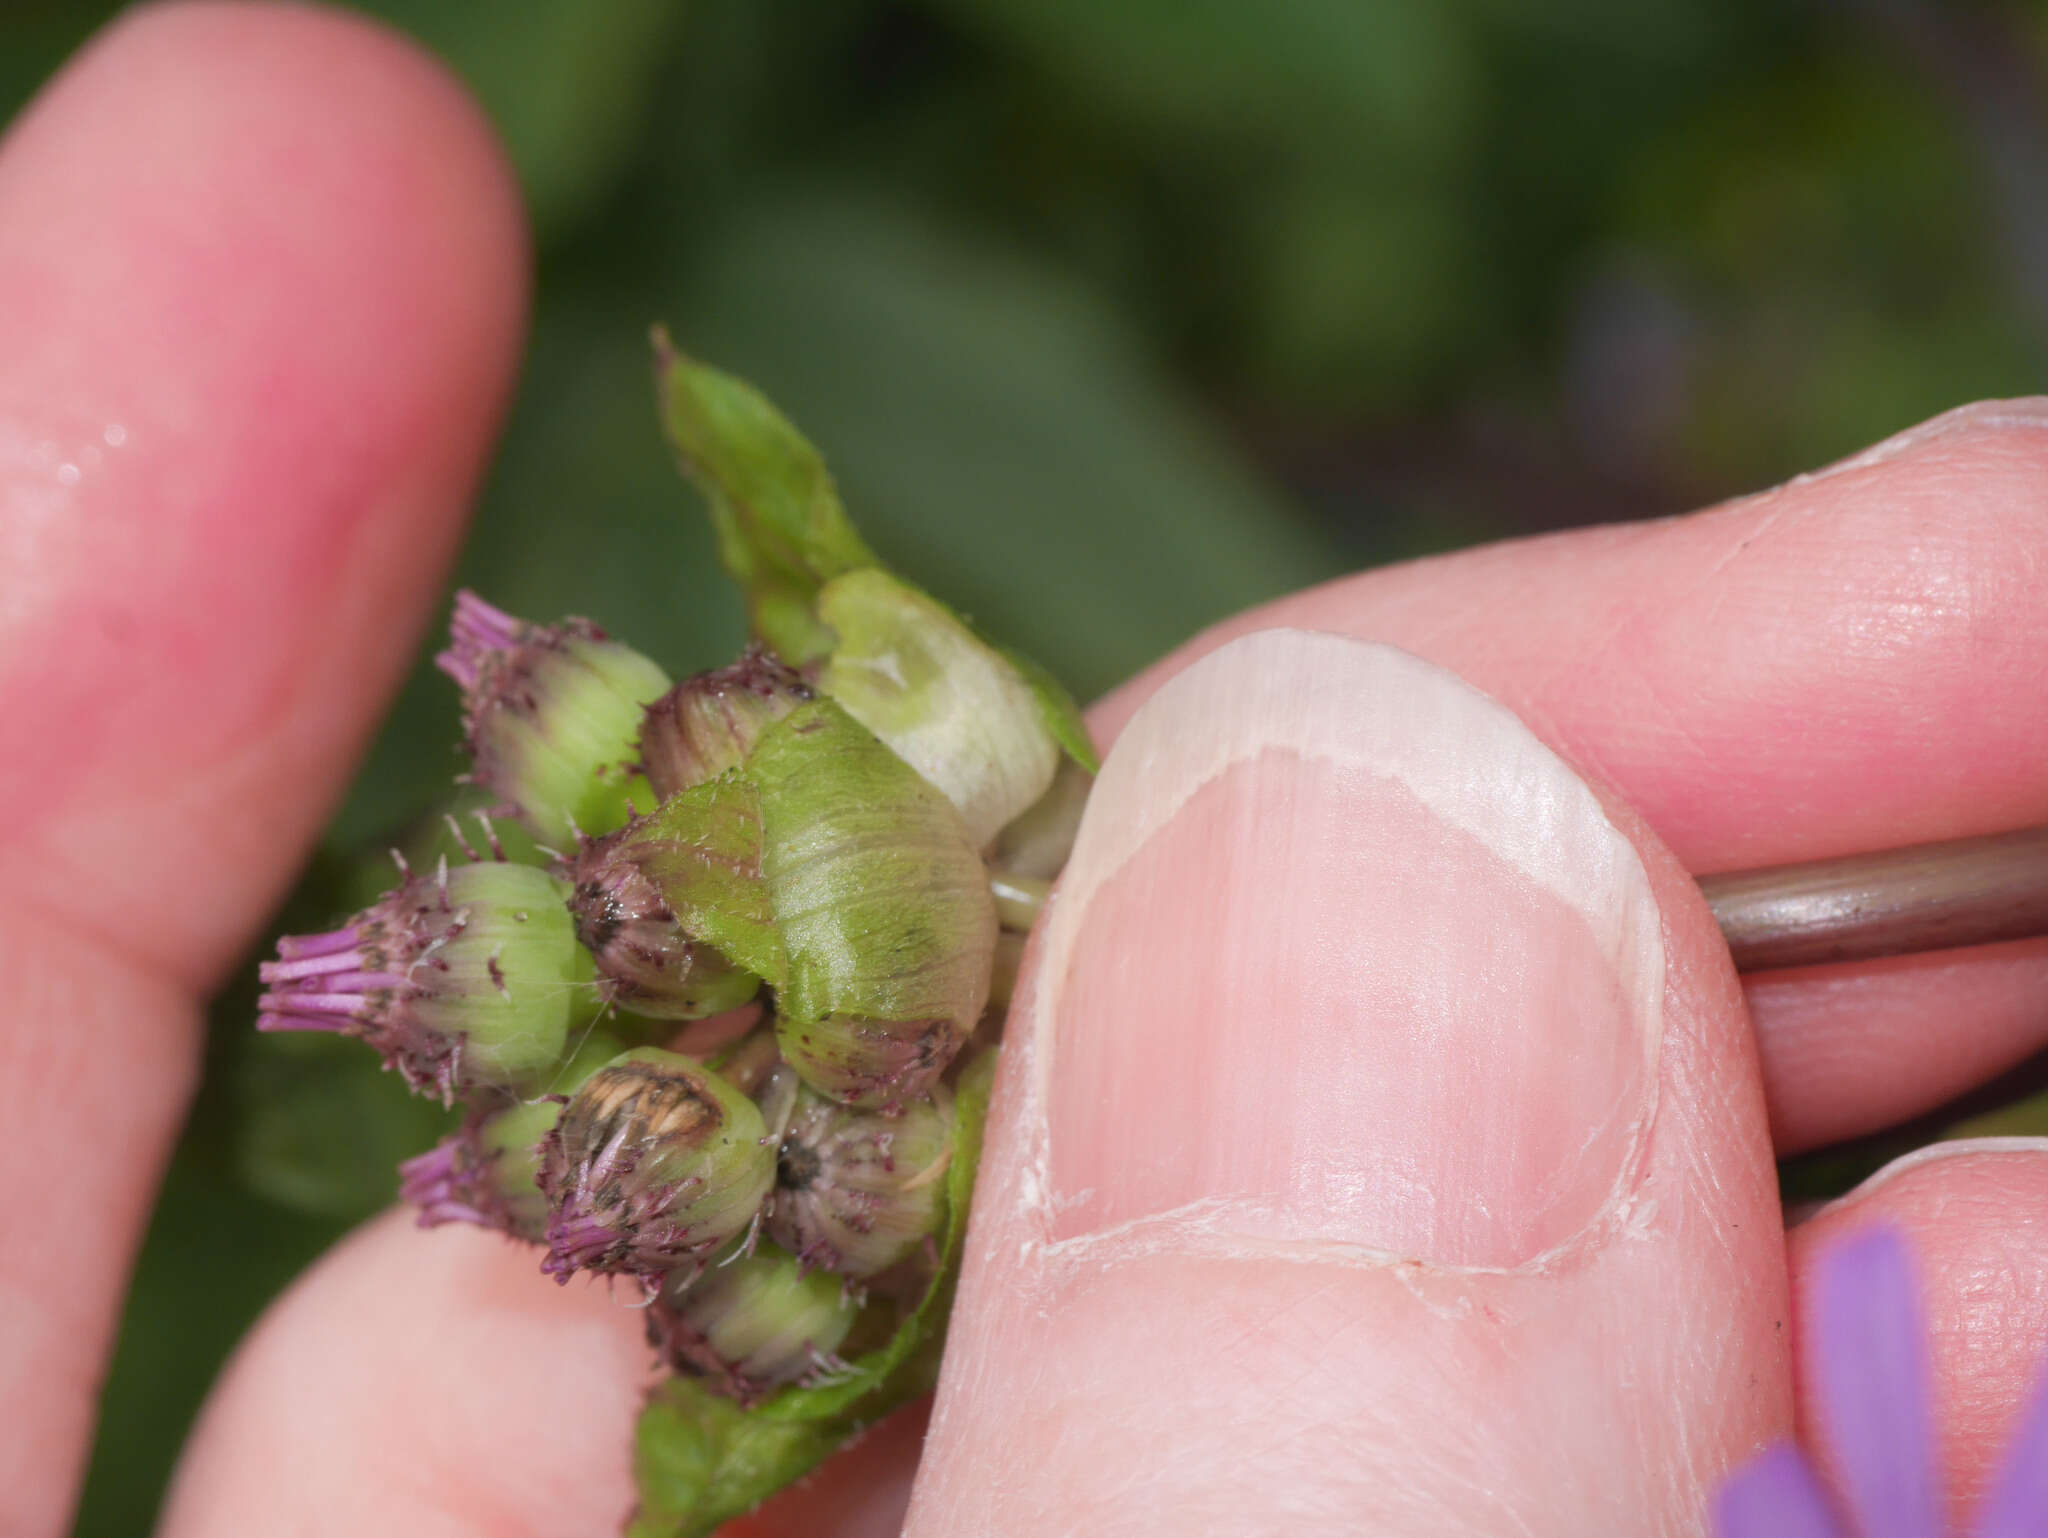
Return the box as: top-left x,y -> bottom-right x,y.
1700,826 -> 2048,973
990,826 -> 2048,975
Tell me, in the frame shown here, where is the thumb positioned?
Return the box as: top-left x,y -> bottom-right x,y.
907,629 -> 1789,1535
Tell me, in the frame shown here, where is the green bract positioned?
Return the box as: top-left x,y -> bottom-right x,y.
818,567 -> 1059,848
751,700 -> 996,1106
652,329 -> 875,664
648,1243 -> 862,1402
655,337 -> 1098,784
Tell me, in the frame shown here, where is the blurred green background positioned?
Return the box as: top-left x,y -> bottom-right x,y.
9,0 -> 2048,1530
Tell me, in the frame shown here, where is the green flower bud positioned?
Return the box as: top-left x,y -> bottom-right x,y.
401,1095 -> 560,1241
646,1243 -> 861,1403
759,1069 -> 954,1277
750,701 -> 998,1108
816,569 -> 1058,849
536,1047 -> 775,1282
258,860 -> 595,1104
437,591 -> 673,847
567,825 -> 762,1020
639,647 -> 813,799
589,699 -> 997,1108
399,1031 -> 626,1240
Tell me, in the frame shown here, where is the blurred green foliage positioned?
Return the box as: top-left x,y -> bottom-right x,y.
8,0 -> 2045,1531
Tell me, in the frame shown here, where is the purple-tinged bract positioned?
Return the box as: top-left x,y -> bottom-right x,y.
567,827 -> 760,1020
760,1068 -> 954,1278
639,646 -> 813,799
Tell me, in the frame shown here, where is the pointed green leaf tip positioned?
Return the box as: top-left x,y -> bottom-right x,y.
650,333 -> 1098,775
652,329 -> 877,663
627,1048 -> 996,1538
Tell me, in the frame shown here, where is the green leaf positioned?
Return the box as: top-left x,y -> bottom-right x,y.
629,1047 -> 997,1538
653,330 -> 879,662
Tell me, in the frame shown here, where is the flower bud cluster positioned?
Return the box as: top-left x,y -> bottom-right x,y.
260,573 -> 1071,1405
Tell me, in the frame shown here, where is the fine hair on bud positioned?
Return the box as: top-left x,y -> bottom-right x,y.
645,1242 -> 861,1404
536,1047 -> 774,1282
759,1068 -> 954,1278
436,590 -> 673,847
639,646 -> 813,798
257,860 -> 595,1105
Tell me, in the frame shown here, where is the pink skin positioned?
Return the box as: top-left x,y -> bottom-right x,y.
5,6 -> 2048,1536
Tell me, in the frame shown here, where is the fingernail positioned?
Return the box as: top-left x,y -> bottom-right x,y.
1792,397 -> 2048,485
1034,630 -> 1664,1269
1810,1136 -> 2048,1222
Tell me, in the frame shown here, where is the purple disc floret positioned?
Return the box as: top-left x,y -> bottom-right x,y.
257,859 -> 588,1105
436,589 -> 527,693
398,1141 -> 491,1229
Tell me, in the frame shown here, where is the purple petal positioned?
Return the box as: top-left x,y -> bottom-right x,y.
1973,1349 -> 2048,1538
273,925 -> 361,959
259,949 -> 366,983
1715,1443 -> 1851,1538
1811,1225 -> 1943,1538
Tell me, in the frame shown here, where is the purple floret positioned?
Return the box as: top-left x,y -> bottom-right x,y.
254,864 -> 471,1104
1713,1224 -> 2048,1538
397,1141 -> 490,1229
436,589 -> 526,693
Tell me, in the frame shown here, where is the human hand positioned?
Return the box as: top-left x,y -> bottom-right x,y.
8,7 -> 2048,1536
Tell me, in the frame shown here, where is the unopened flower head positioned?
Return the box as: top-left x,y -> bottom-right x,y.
437,590 -> 673,847
400,1097 -> 559,1240
257,859 -> 594,1104
774,1010 -> 969,1116
639,646 -> 812,799
645,1241 -> 862,1404
566,822 -> 761,1020
760,1068 -> 954,1277
398,1031 -> 624,1239
536,1046 -> 775,1282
